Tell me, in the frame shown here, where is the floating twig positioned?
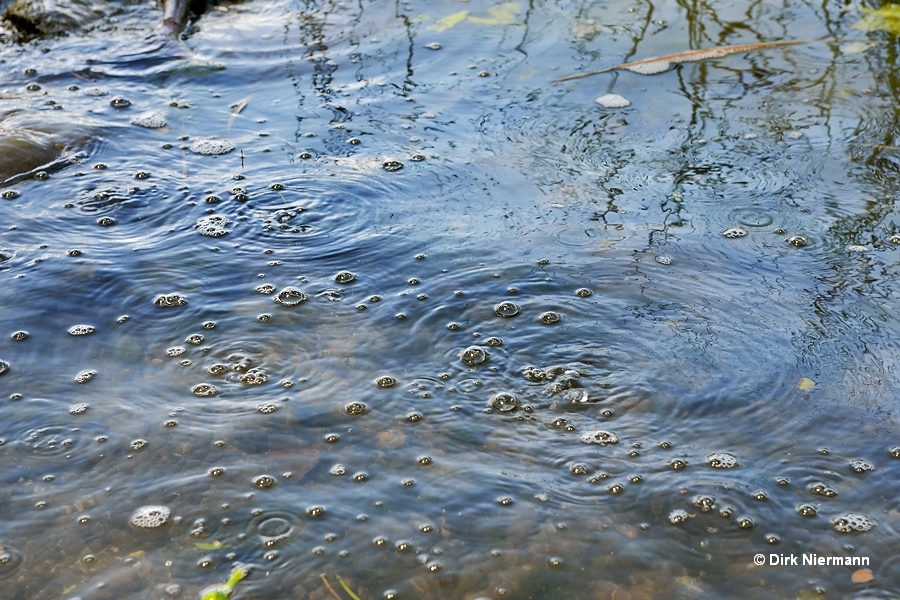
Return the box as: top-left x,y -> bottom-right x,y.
554,39 -> 832,82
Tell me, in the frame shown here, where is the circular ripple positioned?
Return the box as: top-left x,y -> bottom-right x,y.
734,208 -> 774,228
0,544 -> 24,579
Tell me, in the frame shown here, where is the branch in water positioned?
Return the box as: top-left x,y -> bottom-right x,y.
553,39 -> 835,83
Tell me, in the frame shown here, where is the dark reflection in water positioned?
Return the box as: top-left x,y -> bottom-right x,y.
1,0 -> 900,598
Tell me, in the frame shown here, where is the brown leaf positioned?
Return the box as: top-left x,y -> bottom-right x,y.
851,568 -> 874,584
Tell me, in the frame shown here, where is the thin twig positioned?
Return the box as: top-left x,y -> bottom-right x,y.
553,39 -> 834,82
320,574 -> 343,600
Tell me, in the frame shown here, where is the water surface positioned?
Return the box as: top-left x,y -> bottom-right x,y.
1,0 -> 899,598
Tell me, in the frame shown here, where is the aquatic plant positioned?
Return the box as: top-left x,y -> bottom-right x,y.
199,565 -> 248,600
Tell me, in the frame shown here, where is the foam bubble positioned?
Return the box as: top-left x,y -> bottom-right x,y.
706,452 -> 738,469
68,324 -> 94,336
154,294 -> 187,308
130,505 -> 171,529
832,513 -> 874,533
190,138 -> 235,155
131,110 -> 167,129
195,215 -> 232,237
74,369 -> 96,383
580,430 -> 619,445
596,93 -> 631,108
627,60 -> 670,75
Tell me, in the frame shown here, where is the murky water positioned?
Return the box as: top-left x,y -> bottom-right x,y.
1,0 -> 900,598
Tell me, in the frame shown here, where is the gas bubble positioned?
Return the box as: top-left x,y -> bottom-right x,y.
383,160 -> 404,172
253,475 -> 276,489
490,392 -> 520,413
668,509 -> 689,525
345,402 -> 368,415
460,345 -> 489,365
540,311 -> 561,324
575,288 -> 593,297
274,287 -> 308,306
786,235 -> 809,247
376,376 -> 397,388
494,301 -> 520,317
797,504 -> 817,517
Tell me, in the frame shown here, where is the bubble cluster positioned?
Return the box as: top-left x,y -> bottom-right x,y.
580,430 -> 619,445
11,331 -> 27,341
849,459 -> 874,473
596,93 -> 631,108
131,110 -> 167,128
73,369 -> 96,383
832,513 -> 874,533
192,383 -> 218,397
190,138 -> 235,155
722,227 -> 747,239
0,360 -> 7,376
195,215 -> 233,237
130,505 -> 171,529
68,403 -> 89,415
460,345 -> 489,366
668,509 -> 690,525
274,287 -> 308,306
705,452 -> 738,469
254,475 -> 276,489
154,294 -> 187,308
68,325 -> 94,336
241,368 -> 268,385
257,403 -> 277,414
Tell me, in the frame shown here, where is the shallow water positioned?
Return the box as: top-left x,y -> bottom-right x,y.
1,0 -> 900,598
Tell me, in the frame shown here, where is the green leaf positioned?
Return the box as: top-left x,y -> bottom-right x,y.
854,4 -> 900,35
428,11 -> 469,32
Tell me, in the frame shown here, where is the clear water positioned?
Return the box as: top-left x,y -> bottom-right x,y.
1,0 -> 899,598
